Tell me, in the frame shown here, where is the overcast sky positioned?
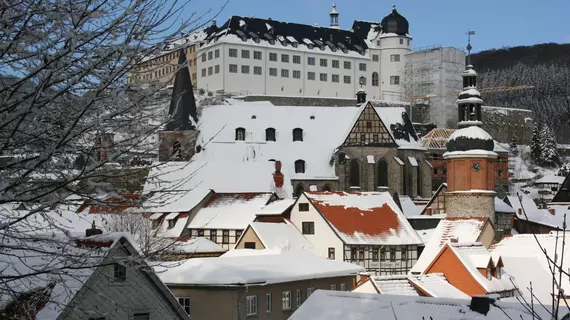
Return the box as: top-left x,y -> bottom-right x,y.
180,0 -> 570,52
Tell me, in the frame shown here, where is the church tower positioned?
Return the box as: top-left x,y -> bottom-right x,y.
443,40 -> 498,224
329,2 -> 339,28
158,50 -> 199,161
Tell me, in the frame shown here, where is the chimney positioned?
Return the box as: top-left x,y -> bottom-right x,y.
548,208 -> 556,215
517,208 -> 522,216
273,161 -> 284,188
425,207 -> 432,216
86,221 -> 103,237
356,89 -> 367,105
450,237 -> 458,243
356,272 -> 371,287
469,295 -> 496,315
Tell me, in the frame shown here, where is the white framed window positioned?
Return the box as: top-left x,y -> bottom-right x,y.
390,76 -> 400,85
269,68 -> 277,76
343,75 -> 351,84
254,51 -> 262,60
202,54 -> 206,62
390,54 -> 400,62
307,57 -> 315,65
319,58 -> 327,67
281,54 -> 289,63
340,283 -> 347,291
215,65 -> 220,74
215,49 -> 219,58
330,284 -> 336,291
241,65 -> 250,74
254,66 -> 262,75
282,291 -> 291,310
296,289 -> 302,308
177,297 -> 191,315
229,64 -> 238,73
307,72 -> 315,80
293,55 -> 301,64
344,61 -> 351,69
400,38 -> 404,44
201,68 -> 206,77
113,263 -> 126,282
281,69 -> 289,78
269,53 -> 277,61
332,60 -> 339,68
319,73 -> 327,82
293,70 -> 301,79
208,66 -> 212,76
229,48 -> 238,57
307,287 -> 315,297
359,63 -> 367,71
332,74 -> 339,83
372,54 -> 379,62
266,293 -> 272,313
241,50 -> 250,59
246,295 -> 257,316
208,51 -> 213,60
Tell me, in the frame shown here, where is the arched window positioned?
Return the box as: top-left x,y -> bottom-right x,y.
372,72 -> 379,87
295,159 -> 306,173
377,159 -> 388,187
265,128 -> 276,141
349,159 -> 360,187
235,127 -> 246,141
172,141 -> 181,159
295,184 -> 305,197
293,128 -> 303,141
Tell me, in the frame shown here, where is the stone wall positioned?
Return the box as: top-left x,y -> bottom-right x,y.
445,192 -> 496,225
481,106 -> 533,144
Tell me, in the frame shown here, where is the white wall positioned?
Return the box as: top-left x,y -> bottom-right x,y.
289,194 -> 344,260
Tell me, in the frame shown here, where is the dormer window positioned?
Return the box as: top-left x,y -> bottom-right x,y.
496,267 -> 502,279
295,160 -> 305,173
293,128 -> 303,141
265,128 -> 276,141
168,219 -> 176,229
235,127 -> 246,141
486,267 -> 492,280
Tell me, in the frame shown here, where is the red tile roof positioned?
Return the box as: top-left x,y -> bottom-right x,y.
305,191 -> 422,245
204,192 -> 273,207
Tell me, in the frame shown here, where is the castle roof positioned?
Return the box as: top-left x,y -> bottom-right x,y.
380,6 -> 409,36
164,50 -> 198,131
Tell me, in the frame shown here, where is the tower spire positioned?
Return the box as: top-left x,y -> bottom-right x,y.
165,50 -> 198,131
466,30 -> 475,66
329,2 -> 339,28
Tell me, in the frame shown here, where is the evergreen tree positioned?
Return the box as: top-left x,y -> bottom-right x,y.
530,123 -> 543,164
539,123 -> 561,167
509,138 -> 519,157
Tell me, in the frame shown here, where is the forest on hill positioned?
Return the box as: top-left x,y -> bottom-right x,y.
471,43 -> 570,143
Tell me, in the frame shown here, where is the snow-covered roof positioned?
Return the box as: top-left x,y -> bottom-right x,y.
398,195 -> 422,217
494,197 -> 515,213
187,193 -> 273,230
507,194 -> 570,230
169,237 -> 225,253
189,102 -> 423,186
0,232 -> 136,319
247,222 -> 320,254
304,191 -> 423,245
448,243 -> 515,293
448,126 -> 493,142
408,273 -> 469,299
421,128 -> 507,153
155,249 -> 363,286
411,217 -> 488,273
491,233 -> 570,295
290,290 -> 552,320
371,275 -> 419,296
157,214 -> 189,238
256,198 -> 295,215
535,175 -> 565,185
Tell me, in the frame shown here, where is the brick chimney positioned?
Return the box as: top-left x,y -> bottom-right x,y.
86,221 -> 103,237
425,208 -> 432,216
450,237 -> 458,243
548,208 -> 556,215
273,161 -> 284,188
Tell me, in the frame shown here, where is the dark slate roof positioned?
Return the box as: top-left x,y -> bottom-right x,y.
380,6 -> 409,36
351,20 -> 381,40
205,16 -> 369,55
165,51 -> 198,131
552,173 -> 570,203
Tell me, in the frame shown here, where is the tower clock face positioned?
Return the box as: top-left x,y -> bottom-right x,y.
472,162 -> 482,172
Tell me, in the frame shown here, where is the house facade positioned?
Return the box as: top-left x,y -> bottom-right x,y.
289,191 -> 423,275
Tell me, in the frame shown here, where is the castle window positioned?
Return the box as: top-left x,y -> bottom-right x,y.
377,160 -> 388,187
349,159 -> 360,187
235,128 -> 246,141
390,54 -> 400,62
372,72 -> 379,86
265,128 -> 276,141
172,141 -> 182,160
293,128 -> 303,141
295,160 -> 305,173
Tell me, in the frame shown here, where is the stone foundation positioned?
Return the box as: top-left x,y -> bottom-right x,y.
445,192 -> 496,225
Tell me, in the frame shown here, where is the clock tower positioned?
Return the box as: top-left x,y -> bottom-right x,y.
443,40 -> 498,224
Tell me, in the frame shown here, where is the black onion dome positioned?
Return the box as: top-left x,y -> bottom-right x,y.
446,126 -> 494,152
380,6 -> 409,36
